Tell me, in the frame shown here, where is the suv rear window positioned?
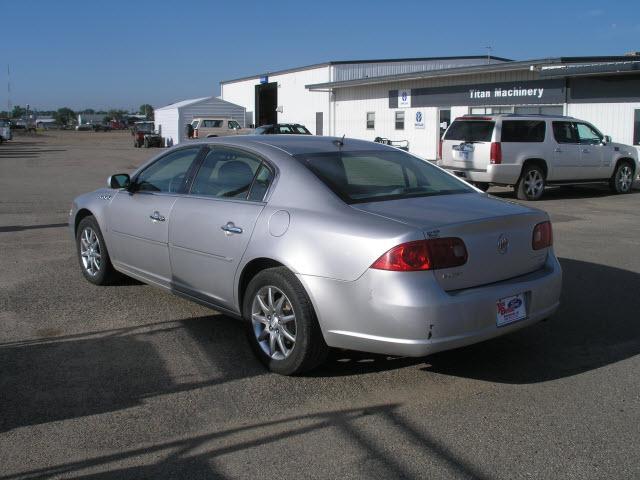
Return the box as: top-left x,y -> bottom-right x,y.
295,149 -> 472,204
444,120 -> 495,142
501,120 -> 546,142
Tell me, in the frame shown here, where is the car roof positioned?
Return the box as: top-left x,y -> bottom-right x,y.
203,134 -> 391,155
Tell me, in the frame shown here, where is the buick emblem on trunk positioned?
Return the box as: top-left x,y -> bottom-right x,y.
497,234 -> 509,254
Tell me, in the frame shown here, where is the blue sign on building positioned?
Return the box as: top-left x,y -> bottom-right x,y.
260,75 -> 269,84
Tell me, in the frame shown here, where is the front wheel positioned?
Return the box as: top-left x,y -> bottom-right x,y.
610,161 -> 634,194
516,164 -> 546,201
243,267 -> 328,375
76,216 -> 118,285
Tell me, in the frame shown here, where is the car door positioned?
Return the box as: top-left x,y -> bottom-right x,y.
551,121 -> 582,180
108,146 -> 204,286
169,145 -> 275,309
575,122 -> 606,179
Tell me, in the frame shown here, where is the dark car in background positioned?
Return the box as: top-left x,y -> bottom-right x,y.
253,124 -> 311,135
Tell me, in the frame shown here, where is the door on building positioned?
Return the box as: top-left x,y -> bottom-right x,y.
255,82 -> 278,126
438,109 -> 451,139
315,112 -> 323,136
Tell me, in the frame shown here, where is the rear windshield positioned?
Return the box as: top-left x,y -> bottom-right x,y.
501,120 -> 546,142
295,149 -> 473,204
444,120 -> 495,142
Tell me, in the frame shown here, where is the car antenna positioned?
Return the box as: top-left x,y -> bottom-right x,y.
333,134 -> 345,148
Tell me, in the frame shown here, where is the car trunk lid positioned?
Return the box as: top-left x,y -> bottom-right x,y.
352,193 -> 549,291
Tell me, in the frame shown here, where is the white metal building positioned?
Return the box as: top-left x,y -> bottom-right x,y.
220,56 -> 509,137
154,96 -> 246,145
221,54 -> 640,159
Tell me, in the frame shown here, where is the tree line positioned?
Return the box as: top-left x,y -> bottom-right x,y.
0,104 -> 155,125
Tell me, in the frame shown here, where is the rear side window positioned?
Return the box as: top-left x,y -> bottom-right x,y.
295,149 -> 473,204
501,120 -> 546,142
444,120 -> 495,142
552,121 -> 579,144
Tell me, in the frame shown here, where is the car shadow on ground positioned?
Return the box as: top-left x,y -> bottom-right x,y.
0,314 -> 264,433
422,257 -> 640,383
489,183 -> 640,201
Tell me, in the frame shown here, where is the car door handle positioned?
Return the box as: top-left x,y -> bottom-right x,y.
582,149 -> 590,153
149,211 -> 165,222
554,147 -> 562,153
221,222 -> 243,234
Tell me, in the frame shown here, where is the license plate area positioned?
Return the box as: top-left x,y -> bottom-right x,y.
452,142 -> 474,161
496,293 -> 527,327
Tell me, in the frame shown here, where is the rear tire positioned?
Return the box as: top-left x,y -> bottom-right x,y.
610,161 -> 634,194
516,164 -> 546,201
243,267 -> 328,375
76,216 -> 118,285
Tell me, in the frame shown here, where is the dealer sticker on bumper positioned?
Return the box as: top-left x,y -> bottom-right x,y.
496,293 -> 527,327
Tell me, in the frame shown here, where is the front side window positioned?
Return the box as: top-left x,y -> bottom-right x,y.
295,149 -> 473,204
576,123 -> 602,145
293,125 -> 311,134
366,112 -> 375,129
190,147 -> 262,199
552,121 -> 579,144
444,120 -> 495,142
135,147 -> 202,193
191,120 -> 200,129
277,125 -> 294,134
395,111 -> 404,130
228,120 -> 241,129
501,120 -> 546,142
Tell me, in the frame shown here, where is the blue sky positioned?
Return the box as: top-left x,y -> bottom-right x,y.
4,0 -> 640,111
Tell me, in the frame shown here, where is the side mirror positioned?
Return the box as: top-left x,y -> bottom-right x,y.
108,173 -> 130,189
603,135 -> 612,144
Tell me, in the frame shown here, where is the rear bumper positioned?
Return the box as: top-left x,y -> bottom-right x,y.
439,162 -> 522,185
298,252 -> 562,357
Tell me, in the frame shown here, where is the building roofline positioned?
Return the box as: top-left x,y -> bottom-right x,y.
219,55 -> 513,85
305,56 -> 640,90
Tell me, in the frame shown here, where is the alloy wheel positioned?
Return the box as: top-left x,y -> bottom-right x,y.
617,165 -> 633,192
251,286 -> 297,360
80,227 -> 102,276
524,170 -> 544,197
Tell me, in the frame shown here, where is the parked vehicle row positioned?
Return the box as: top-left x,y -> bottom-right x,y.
71,135 -> 561,375
438,114 -> 639,200
0,119 -> 12,144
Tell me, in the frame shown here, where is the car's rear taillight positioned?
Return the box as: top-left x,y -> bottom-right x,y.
371,238 -> 468,271
437,139 -> 443,161
490,142 -> 502,164
532,221 -> 553,250
194,129 -> 199,138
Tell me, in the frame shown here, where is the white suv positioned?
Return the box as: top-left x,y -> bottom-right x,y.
438,114 -> 639,200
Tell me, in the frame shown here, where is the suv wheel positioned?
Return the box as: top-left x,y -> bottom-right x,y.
243,267 -> 328,375
610,161 -> 634,194
516,164 -> 546,201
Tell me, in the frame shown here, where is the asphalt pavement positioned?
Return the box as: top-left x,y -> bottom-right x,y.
1,131 -> 639,479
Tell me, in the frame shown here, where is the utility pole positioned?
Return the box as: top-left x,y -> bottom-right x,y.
485,45 -> 493,64
7,64 -> 11,115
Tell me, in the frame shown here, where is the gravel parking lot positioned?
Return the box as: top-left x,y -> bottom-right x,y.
1,131 -> 639,479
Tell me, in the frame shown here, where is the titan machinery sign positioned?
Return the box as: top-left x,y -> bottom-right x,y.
389,79 -> 566,108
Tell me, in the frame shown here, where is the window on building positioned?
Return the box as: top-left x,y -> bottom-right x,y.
634,110 -> 640,145
501,120 -> 546,142
514,105 -> 563,115
366,112 -> 375,129
395,111 -> 405,130
470,106 -> 514,115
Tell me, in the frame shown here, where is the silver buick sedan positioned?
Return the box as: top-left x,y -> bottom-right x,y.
70,136 -> 562,374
